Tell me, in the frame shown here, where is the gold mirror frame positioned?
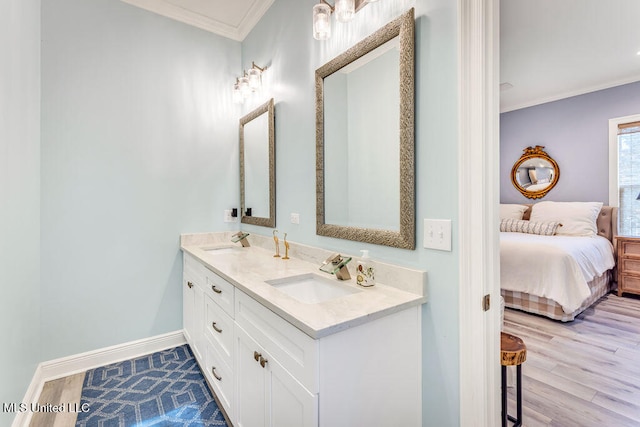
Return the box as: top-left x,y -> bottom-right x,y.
315,8 -> 415,249
240,98 -> 275,227
510,145 -> 560,199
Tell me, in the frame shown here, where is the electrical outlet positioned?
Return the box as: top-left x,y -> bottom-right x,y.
290,213 -> 300,224
224,209 -> 237,223
423,219 -> 452,251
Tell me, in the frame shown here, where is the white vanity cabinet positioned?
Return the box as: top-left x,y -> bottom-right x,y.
182,252 -> 422,427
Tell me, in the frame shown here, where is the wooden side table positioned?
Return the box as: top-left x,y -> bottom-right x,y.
501,332 -> 526,427
617,236 -> 640,297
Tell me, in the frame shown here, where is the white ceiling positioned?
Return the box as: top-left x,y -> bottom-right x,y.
500,0 -> 640,112
121,0 -> 274,41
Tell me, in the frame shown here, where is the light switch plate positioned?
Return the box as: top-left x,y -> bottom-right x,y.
423,219 -> 452,251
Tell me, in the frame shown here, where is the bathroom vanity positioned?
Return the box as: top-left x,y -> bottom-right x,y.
181,232 -> 426,427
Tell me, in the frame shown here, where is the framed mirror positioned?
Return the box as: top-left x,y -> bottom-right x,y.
511,145 -> 560,199
315,8 -> 415,249
240,98 -> 275,227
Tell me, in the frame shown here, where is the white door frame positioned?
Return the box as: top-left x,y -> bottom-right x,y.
458,0 -> 501,425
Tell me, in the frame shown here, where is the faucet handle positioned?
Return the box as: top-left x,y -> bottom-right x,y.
320,253 -> 352,280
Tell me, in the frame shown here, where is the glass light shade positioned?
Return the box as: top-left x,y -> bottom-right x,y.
239,76 -> 251,98
335,0 -> 355,22
313,3 -> 332,40
232,83 -> 243,104
247,67 -> 261,90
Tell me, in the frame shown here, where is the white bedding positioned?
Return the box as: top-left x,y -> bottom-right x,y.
500,232 -> 615,313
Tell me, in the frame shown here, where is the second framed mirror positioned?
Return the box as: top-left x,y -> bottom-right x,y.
240,98 -> 275,227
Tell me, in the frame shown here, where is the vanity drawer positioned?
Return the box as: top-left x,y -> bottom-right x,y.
204,337 -> 234,419
206,269 -> 235,318
205,294 -> 234,366
235,290 -> 318,393
184,254 -> 206,288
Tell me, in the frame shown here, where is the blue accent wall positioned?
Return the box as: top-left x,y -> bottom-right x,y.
40,0 -> 241,359
241,0 -> 460,423
501,81 -> 640,203
0,0 -> 41,423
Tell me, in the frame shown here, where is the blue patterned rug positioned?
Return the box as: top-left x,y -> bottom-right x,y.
75,345 -> 227,427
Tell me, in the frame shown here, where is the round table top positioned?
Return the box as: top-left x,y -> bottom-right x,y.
501,332 -> 527,366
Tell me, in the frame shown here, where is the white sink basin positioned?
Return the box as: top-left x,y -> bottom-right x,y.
203,246 -> 242,255
265,273 -> 361,304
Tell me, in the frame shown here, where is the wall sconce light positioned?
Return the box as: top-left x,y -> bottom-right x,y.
312,0 -> 379,40
232,62 -> 268,104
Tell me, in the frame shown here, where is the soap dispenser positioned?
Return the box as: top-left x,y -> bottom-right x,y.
356,250 -> 375,287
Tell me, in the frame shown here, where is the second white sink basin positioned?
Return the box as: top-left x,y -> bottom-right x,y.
265,273 -> 361,304
203,246 -> 242,255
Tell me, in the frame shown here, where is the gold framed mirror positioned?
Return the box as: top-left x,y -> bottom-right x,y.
315,8 -> 415,249
240,98 -> 275,227
511,145 -> 560,199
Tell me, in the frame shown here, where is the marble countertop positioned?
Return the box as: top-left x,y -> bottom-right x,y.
181,232 -> 427,339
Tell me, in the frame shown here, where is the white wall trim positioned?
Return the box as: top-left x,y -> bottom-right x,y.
608,113 -> 640,208
501,76 -> 640,113
13,331 -> 186,427
458,0 -> 501,425
120,0 -> 274,41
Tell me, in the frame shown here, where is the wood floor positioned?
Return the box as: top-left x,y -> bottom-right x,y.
29,372 -> 84,427
503,292 -> 640,427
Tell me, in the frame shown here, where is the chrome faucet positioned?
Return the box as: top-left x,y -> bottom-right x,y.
319,253 -> 352,280
231,232 -> 250,247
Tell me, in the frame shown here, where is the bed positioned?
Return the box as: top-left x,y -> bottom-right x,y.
500,202 -> 617,322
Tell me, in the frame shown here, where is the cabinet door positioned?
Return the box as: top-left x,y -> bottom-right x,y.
235,325 -> 267,427
191,284 -> 205,362
268,355 -> 318,427
183,277 -> 195,343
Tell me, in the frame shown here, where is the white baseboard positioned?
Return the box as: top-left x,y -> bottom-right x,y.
12,330 -> 187,427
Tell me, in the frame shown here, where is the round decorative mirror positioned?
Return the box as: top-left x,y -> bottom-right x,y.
511,145 -> 559,199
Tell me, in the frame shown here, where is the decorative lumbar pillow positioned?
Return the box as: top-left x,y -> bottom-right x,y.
529,201 -> 603,237
500,204 -> 529,220
500,219 -> 561,236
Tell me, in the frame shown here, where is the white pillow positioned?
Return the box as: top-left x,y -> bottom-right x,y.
500,204 -> 528,220
529,201 -> 603,236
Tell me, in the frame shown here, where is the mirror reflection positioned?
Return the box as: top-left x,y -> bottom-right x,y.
240,98 -> 275,227
511,145 -> 560,199
316,8 -> 415,249
324,37 -> 400,230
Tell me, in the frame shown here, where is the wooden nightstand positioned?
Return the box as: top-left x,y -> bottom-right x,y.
617,236 -> 640,297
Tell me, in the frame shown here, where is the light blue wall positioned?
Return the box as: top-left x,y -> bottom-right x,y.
40,0 -> 241,359
501,80 -> 640,204
0,0 -> 41,423
240,0 -> 460,423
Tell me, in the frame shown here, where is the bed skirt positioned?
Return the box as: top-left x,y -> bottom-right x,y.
501,270 -> 612,322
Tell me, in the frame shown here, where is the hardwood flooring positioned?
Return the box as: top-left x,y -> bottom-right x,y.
503,292 -> 640,427
29,372 -> 84,427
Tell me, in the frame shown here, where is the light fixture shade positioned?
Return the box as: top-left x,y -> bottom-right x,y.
335,0 -> 355,22
239,76 -> 251,98
247,67 -> 261,90
232,82 -> 243,104
313,3 -> 332,40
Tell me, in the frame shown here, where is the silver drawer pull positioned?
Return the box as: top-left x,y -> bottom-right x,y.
254,351 -> 261,362
259,356 -> 268,368
211,285 -> 222,294
212,322 -> 223,333
187,281 -> 193,289
211,367 -> 222,381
